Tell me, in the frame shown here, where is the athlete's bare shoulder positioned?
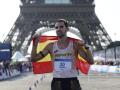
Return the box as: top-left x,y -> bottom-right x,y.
48,42 -> 54,48
46,42 -> 54,52
74,39 -> 85,46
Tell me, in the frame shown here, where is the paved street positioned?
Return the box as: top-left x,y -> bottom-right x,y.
0,72 -> 42,90
0,72 -> 120,90
34,73 -> 120,90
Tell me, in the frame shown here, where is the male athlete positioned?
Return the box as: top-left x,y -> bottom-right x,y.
31,19 -> 94,90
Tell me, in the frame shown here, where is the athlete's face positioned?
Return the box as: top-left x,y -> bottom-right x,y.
55,22 -> 68,38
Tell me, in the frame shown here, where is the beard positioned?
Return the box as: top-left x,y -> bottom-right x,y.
56,31 -> 65,38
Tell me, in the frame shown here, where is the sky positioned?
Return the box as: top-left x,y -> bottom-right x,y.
0,0 -> 120,42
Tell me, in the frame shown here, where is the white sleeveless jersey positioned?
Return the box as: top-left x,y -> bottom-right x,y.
52,41 -> 78,78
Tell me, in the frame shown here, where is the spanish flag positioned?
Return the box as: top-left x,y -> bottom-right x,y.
32,36 -> 90,74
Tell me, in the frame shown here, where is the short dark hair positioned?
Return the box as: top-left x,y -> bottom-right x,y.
56,19 -> 68,27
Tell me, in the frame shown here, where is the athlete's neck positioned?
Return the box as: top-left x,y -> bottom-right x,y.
58,36 -> 68,43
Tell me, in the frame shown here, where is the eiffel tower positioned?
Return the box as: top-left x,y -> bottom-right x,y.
3,0 -> 112,55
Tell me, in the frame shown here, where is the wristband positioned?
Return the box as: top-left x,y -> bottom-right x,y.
39,51 -> 45,57
85,46 -> 89,50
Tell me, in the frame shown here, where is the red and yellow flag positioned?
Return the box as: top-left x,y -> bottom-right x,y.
32,36 -> 90,74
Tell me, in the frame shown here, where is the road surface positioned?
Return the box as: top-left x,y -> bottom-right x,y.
0,72 -> 120,90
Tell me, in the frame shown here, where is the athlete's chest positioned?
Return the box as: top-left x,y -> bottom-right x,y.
52,41 -> 73,58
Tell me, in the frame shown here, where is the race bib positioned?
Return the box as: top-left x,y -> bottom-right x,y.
54,59 -> 72,71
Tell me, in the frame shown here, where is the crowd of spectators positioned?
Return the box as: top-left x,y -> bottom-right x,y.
0,60 -> 32,77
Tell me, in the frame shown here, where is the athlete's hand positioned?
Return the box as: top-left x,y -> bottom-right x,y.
32,33 -> 41,45
78,40 -> 90,50
78,40 -> 85,46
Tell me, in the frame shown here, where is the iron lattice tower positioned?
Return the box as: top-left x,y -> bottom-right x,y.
3,0 -> 112,55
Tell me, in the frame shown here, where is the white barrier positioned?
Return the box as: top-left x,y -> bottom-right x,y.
0,69 -> 20,80
90,65 -> 120,73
